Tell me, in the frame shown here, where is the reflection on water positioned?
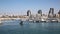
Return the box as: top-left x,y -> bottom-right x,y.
0,20 -> 60,34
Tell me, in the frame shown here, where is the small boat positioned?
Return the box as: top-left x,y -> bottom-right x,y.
19,21 -> 23,26
36,21 -> 39,23
20,21 -> 23,24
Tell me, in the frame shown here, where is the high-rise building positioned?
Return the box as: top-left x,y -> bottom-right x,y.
48,8 -> 54,18
27,10 -> 31,16
53,14 -> 56,18
58,10 -> 60,18
38,10 -> 42,16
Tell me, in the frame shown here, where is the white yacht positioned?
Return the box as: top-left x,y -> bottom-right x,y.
40,18 -> 46,22
47,18 -> 58,22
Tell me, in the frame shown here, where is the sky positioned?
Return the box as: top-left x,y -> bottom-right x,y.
0,0 -> 60,15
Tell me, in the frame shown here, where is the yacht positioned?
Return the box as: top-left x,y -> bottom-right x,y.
47,18 -> 58,23
40,19 -> 46,22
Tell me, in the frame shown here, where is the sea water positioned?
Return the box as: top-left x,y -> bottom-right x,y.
0,20 -> 60,34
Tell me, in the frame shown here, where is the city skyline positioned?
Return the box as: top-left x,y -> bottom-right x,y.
0,0 -> 60,15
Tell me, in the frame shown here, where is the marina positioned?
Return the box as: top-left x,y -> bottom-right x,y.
28,18 -> 60,23
0,0 -> 60,34
0,18 -> 60,24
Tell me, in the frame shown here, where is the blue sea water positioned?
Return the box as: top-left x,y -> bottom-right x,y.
0,20 -> 60,34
